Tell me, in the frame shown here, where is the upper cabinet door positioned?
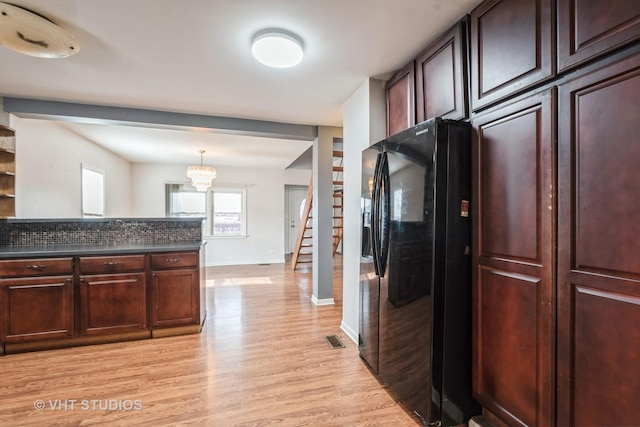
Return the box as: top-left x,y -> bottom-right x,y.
558,0 -> 640,72
470,0 -> 554,111
385,61 -> 415,137
416,18 -> 469,123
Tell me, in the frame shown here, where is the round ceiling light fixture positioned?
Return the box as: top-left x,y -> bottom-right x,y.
0,2 -> 79,58
251,29 -> 303,68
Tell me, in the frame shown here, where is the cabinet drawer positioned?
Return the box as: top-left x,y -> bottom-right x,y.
151,252 -> 198,270
0,258 -> 73,278
79,255 -> 146,274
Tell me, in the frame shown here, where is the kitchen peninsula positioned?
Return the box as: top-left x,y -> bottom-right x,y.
0,218 -> 206,355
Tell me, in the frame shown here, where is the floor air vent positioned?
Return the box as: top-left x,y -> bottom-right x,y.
324,335 -> 345,349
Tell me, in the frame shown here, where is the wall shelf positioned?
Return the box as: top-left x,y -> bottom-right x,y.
0,126 -> 16,218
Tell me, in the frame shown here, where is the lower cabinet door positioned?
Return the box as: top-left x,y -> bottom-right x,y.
0,276 -> 75,343
151,269 -> 199,328
80,273 -> 147,335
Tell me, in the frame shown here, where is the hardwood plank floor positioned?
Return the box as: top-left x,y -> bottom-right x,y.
0,256 -> 420,426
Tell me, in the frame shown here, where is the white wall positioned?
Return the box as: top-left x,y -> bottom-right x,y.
341,78 -> 386,344
12,117 -> 132,218
131,163 -> 310,266
10,115 -> 310,268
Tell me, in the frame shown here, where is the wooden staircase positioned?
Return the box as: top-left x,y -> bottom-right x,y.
291,149 -> 344,270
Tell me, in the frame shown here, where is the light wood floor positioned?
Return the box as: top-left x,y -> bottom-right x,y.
0,256 -> 420,426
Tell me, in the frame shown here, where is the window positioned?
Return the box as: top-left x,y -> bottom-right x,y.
165,184 -> 247,238
82,164 -> 104,217
211,188 -> 247,237
166,184 -> 206,218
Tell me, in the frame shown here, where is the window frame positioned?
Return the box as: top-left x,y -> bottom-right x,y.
209,187 -> 248,238
81,163 -> 105,218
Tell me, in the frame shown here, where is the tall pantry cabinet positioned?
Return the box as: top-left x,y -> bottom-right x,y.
468,0 -> 640,426
471,89 -> 556,427
556,50 -> 640,426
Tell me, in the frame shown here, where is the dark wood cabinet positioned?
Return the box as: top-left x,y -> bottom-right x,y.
151,252 -> 200,328
79,255 -> 147,335
470,0 -> 554,111
471,89 -> 555,426
416,18 -> 469,122
557,50 -> 640,426
385,61 -> 415,137
0,256 -> 75,344
464,1 -> 640,425
0,276 -> 75,343
79,273 -> 147,335
558,0 -> 640,72
0,248 -> 203,354
151,270 -> 199,327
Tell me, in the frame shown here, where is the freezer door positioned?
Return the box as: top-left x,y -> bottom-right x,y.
377,122 -> 437,424
359,145 -> 381,372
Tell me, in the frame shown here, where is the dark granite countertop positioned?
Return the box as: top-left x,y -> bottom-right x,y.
0,241 -> 205,259
0,217 -> 204,223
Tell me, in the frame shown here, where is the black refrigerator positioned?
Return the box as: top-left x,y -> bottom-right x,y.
359,117 -> 480,426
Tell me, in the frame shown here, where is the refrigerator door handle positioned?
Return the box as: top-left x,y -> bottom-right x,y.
378,152 -> 391,278
370,152 -> 383,276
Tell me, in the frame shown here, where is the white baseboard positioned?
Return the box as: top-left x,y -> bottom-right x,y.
205,258 -> 284,267
311,296 -> 335,306
340,321 -> 358,345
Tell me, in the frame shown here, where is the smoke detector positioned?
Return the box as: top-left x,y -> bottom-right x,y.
0,2 -> 79,58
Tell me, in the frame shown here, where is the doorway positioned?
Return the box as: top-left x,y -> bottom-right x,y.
285,185 -> 309,254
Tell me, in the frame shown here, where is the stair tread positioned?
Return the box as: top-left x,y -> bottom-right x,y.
332,150 -> 343,157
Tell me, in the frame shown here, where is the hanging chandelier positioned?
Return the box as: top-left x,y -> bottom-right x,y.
187,150 -> 216,192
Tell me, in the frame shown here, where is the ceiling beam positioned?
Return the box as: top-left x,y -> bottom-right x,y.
3,97 -> 318,141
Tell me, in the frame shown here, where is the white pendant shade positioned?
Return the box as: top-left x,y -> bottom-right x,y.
251,30 -> 303,68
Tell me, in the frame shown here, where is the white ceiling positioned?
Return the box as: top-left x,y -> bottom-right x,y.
0,0 -> 482,167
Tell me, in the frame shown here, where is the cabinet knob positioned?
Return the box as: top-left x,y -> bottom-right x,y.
165,258 -> 182,263
103,261 -> 123,266
26,265 -> 47,271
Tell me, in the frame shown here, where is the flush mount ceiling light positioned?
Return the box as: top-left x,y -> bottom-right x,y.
187,150 -> 216,192
251,29 -> 303,68
0,2 -> 79,58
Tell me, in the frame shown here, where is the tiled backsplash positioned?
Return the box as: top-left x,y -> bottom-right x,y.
0,218 -> 202,246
